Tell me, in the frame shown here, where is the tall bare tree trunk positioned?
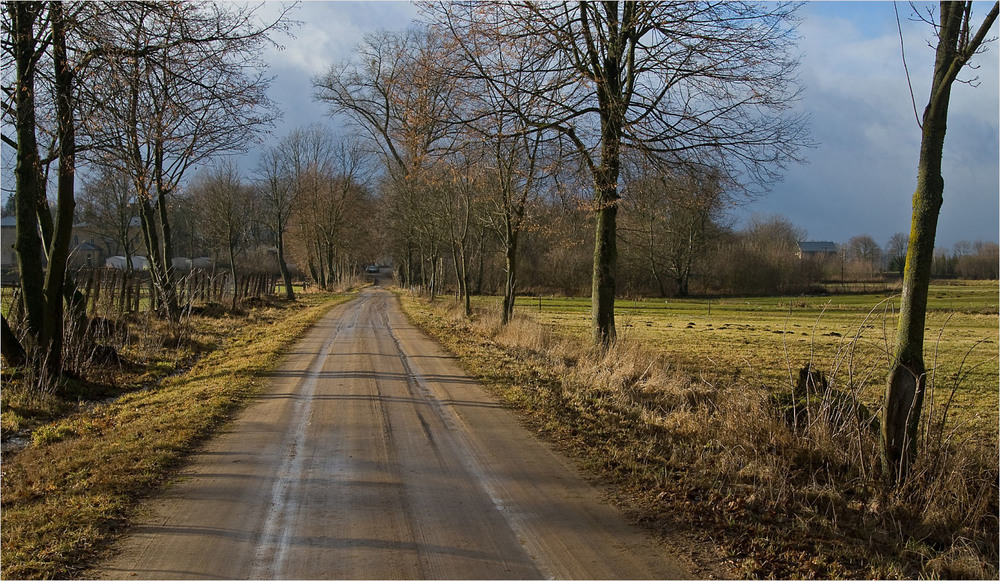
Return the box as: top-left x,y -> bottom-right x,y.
592,105 -> 622,347
451,241 -> 471,317
42,0 -> 78,378
229,243 -> 239,311
501,227 -> 519,325
592,171 -> 619,348
881,1 -> 999,483
276,229 -> 295,300
10,1 -> 46,352
153,143 -> 181,321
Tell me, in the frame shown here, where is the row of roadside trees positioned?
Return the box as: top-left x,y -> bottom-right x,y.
316,3 -> 809,329
68,125 -> 380,304
311,1 -> 997,485
2,1 -> 291,379
4,0 -> 996,488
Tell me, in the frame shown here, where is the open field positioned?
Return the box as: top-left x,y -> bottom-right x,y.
476,280 -> 999,433
402,281 -> 999,578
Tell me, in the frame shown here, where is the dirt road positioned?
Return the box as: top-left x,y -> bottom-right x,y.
94,287 -> 691,579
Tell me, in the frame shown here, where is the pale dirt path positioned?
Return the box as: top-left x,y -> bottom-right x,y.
92,287 -> 693,579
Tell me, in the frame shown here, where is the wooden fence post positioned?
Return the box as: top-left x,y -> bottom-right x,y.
83,269 -> 96,316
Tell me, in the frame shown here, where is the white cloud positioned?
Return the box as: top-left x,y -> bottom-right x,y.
262,1 -> 421,77
749,3 -> 999,247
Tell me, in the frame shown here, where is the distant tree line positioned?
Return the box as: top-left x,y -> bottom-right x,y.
932,241 -> 1000,280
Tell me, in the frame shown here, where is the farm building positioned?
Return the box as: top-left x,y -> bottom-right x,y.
1,216 -> 15,272
2,218 -> 112,272
797,241 -> 837,259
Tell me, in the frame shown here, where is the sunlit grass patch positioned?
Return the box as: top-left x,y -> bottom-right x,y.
474,281 -> 999,432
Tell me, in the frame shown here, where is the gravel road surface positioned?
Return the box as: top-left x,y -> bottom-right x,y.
93,287 -> 691,579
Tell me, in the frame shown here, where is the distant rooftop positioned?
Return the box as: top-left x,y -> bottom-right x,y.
798,241 -> 837,253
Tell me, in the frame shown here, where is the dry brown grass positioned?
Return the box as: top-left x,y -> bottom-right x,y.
402,293 -> 999,579
0,293 -> 352,579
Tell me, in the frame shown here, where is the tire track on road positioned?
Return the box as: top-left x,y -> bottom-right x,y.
248,299 -> 365,579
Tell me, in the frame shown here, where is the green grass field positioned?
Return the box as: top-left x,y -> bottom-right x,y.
473,280 -> 999,432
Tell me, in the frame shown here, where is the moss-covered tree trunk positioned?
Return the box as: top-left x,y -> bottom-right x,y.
10,1 -> 47,350
501,227 -> 519,325
9,1 -> 81,378
882,1 -> 999,483
276,229 -> 295,300
591,163 -> 619,348
42,0 -> 77,378
591,88 -> 623,349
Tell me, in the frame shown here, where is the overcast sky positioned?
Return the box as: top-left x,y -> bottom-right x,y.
3,1 -> 997,250
252,0 -> 998,250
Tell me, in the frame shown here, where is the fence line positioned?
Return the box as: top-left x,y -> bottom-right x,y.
71,268 -> 279,317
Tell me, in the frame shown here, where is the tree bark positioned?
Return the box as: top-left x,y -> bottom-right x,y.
592,170 -> 619,348
229,238 -> 239,311
592,82 -> 622,347
276,229 -> 295,300
137,199 -> 164,309
881,1 -> 999,483
501,229 -> 519,325
41,0 -> 78,378
453,241 -> 471,317
587,1 -> 625,349
10,1 -> 47,346
153,142 -> 181,321
1,316 -> 28,367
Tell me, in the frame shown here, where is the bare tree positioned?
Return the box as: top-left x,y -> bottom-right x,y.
622,161 -> 728,297
484,129 -> 548,323
846,234 -> 883,279
190,160 -> 254,310
955,241 -> 999,279
435,151 -> 481,315
885,232 -> 909,278
882,1 -> 998,483
78,166 -> 140,270
717,214 -> 805,296
428,1 -> 808,347
3,1 -> 48,365
277,126 -> 371,290
450,60 -> 553,323
1,1 -> 96,377
314,27 -> 462,290
84,1 -> 288,320
256,142 -> 298,300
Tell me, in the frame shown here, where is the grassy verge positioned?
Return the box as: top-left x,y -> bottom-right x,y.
0,292 -> 352,579
484,281 -> 998,431
399,289 -> 998,579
